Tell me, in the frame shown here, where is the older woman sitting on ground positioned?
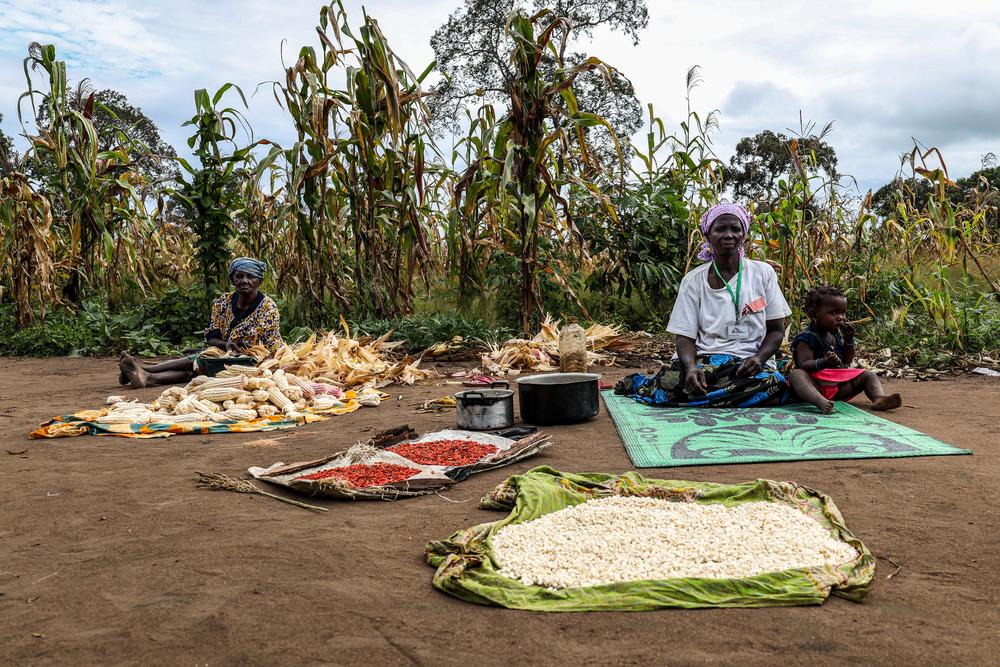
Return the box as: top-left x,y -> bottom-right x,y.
118,258 -> 283,388
616,202 -> 791,407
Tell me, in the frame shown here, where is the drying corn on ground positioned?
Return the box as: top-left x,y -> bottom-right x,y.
427,468 -> 875,610
31,364 -> 384,439
491,497 -> 858,588
246,318 -> 437,387
479,317 -> 639,375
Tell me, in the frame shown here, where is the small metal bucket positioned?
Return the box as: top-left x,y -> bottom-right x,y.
455,381 -> 514,430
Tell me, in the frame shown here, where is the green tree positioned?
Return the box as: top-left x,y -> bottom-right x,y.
429,0 -> 647,167
725,129 -> 838,207
26,79 -> 180,198
0,114 -> 15,175
872,176 -> 934,219
451,10 -> 624,333
176,85 -> 256,303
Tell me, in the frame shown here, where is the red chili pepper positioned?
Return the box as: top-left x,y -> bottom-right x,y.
387,439 -> 498,466
295,462 -> 419,487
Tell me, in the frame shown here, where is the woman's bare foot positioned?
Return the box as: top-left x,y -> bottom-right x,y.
119,354 -> 150,389
872,393 -> 902,411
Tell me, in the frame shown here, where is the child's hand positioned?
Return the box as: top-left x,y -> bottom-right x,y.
822,350 -> 843,369
839,320 -> 856,341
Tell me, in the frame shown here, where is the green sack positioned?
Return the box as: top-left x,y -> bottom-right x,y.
426,467 -> 875,611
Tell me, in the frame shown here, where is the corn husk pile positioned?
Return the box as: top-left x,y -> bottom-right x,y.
479,317 -> 638,375
99,365 -> 382,426
246,319 -> 437,388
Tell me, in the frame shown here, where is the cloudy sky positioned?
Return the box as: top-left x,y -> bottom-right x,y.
1,0 -> 997,193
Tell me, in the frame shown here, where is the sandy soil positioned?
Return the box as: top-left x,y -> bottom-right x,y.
1,357 -> 998,666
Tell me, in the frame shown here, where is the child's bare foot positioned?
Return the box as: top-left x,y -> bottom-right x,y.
120,354 -> 150,389
872,393 -> 902,411
817,398 -> 835,414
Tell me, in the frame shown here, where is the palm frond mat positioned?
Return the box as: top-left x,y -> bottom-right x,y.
602,391 -> 970,468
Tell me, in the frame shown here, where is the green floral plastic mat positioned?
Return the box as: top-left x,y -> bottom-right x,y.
426,468 -> 875,610
602,391 -> 970,468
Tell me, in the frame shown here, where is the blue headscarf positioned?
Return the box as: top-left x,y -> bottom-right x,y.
228,257 -> 267,281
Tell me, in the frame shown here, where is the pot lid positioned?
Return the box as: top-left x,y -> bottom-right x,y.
516,372 -> 601,386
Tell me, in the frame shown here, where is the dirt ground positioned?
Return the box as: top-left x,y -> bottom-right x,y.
2,357 -> 998,666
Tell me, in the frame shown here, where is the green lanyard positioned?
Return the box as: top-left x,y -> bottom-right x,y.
712,260 -> 743,322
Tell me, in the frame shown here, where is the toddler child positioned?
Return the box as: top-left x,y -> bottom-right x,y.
788,286 -> 901,414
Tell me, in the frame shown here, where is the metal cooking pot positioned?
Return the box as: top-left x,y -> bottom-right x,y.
516,372 -> 601,426
455,382 -> 514,430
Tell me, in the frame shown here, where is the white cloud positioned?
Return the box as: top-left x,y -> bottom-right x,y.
1,0 -> 997,192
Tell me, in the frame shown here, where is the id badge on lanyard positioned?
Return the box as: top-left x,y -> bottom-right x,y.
713,260 -> 749,340
726,323 -> 751,340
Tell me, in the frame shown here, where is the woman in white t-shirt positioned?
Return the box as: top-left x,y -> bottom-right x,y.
614,203 -> 792,407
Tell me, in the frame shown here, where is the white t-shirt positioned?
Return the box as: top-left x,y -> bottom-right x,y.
667,259 -> 791,363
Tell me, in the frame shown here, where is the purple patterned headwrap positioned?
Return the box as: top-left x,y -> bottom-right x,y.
697,202 -> 751,261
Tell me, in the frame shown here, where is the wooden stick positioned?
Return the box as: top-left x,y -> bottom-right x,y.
195,471 -> 328,512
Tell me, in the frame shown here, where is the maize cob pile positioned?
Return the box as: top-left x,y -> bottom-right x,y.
243,317 -> 437,388
99,364 -> 381,425
491,496 -> 858,589
480,316 -> 638,375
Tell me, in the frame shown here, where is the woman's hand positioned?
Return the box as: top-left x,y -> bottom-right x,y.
821,350 -> 842,369
736,356 -> 763,377
684,368 -> 708,395
224,341 -> 243,354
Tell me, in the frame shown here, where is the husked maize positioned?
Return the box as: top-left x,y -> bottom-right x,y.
287,374 -> 315,399
97,412 -> 150,424
222,400 -> 236,410
191,377 -> 243,392
251,389 -> 270,403
164,413 -> 212,424
256,404 -> 279,418
273,369 -> 290,392
284,386 -> 304,402
196,387 -> 248,402
216,408 -> 258,422
267,386 -> 295,415
225,364 -> 261,376
358,393 -> 381,407
111,401 -> 147,412
491,497 -> 859,589
311,397 -> 344,411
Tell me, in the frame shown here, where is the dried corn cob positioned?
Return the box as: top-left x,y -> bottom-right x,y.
256,405 -> 279,418
216,408 -> 258,422
226,364 -> 262,376
190,377 -> 244,392
311,397 -> 344,411
196,387 -> 248,402
273,369 -> 290,392
287,373 -> 316,399
266,386 -> 294,413
164,413 -> 212,424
